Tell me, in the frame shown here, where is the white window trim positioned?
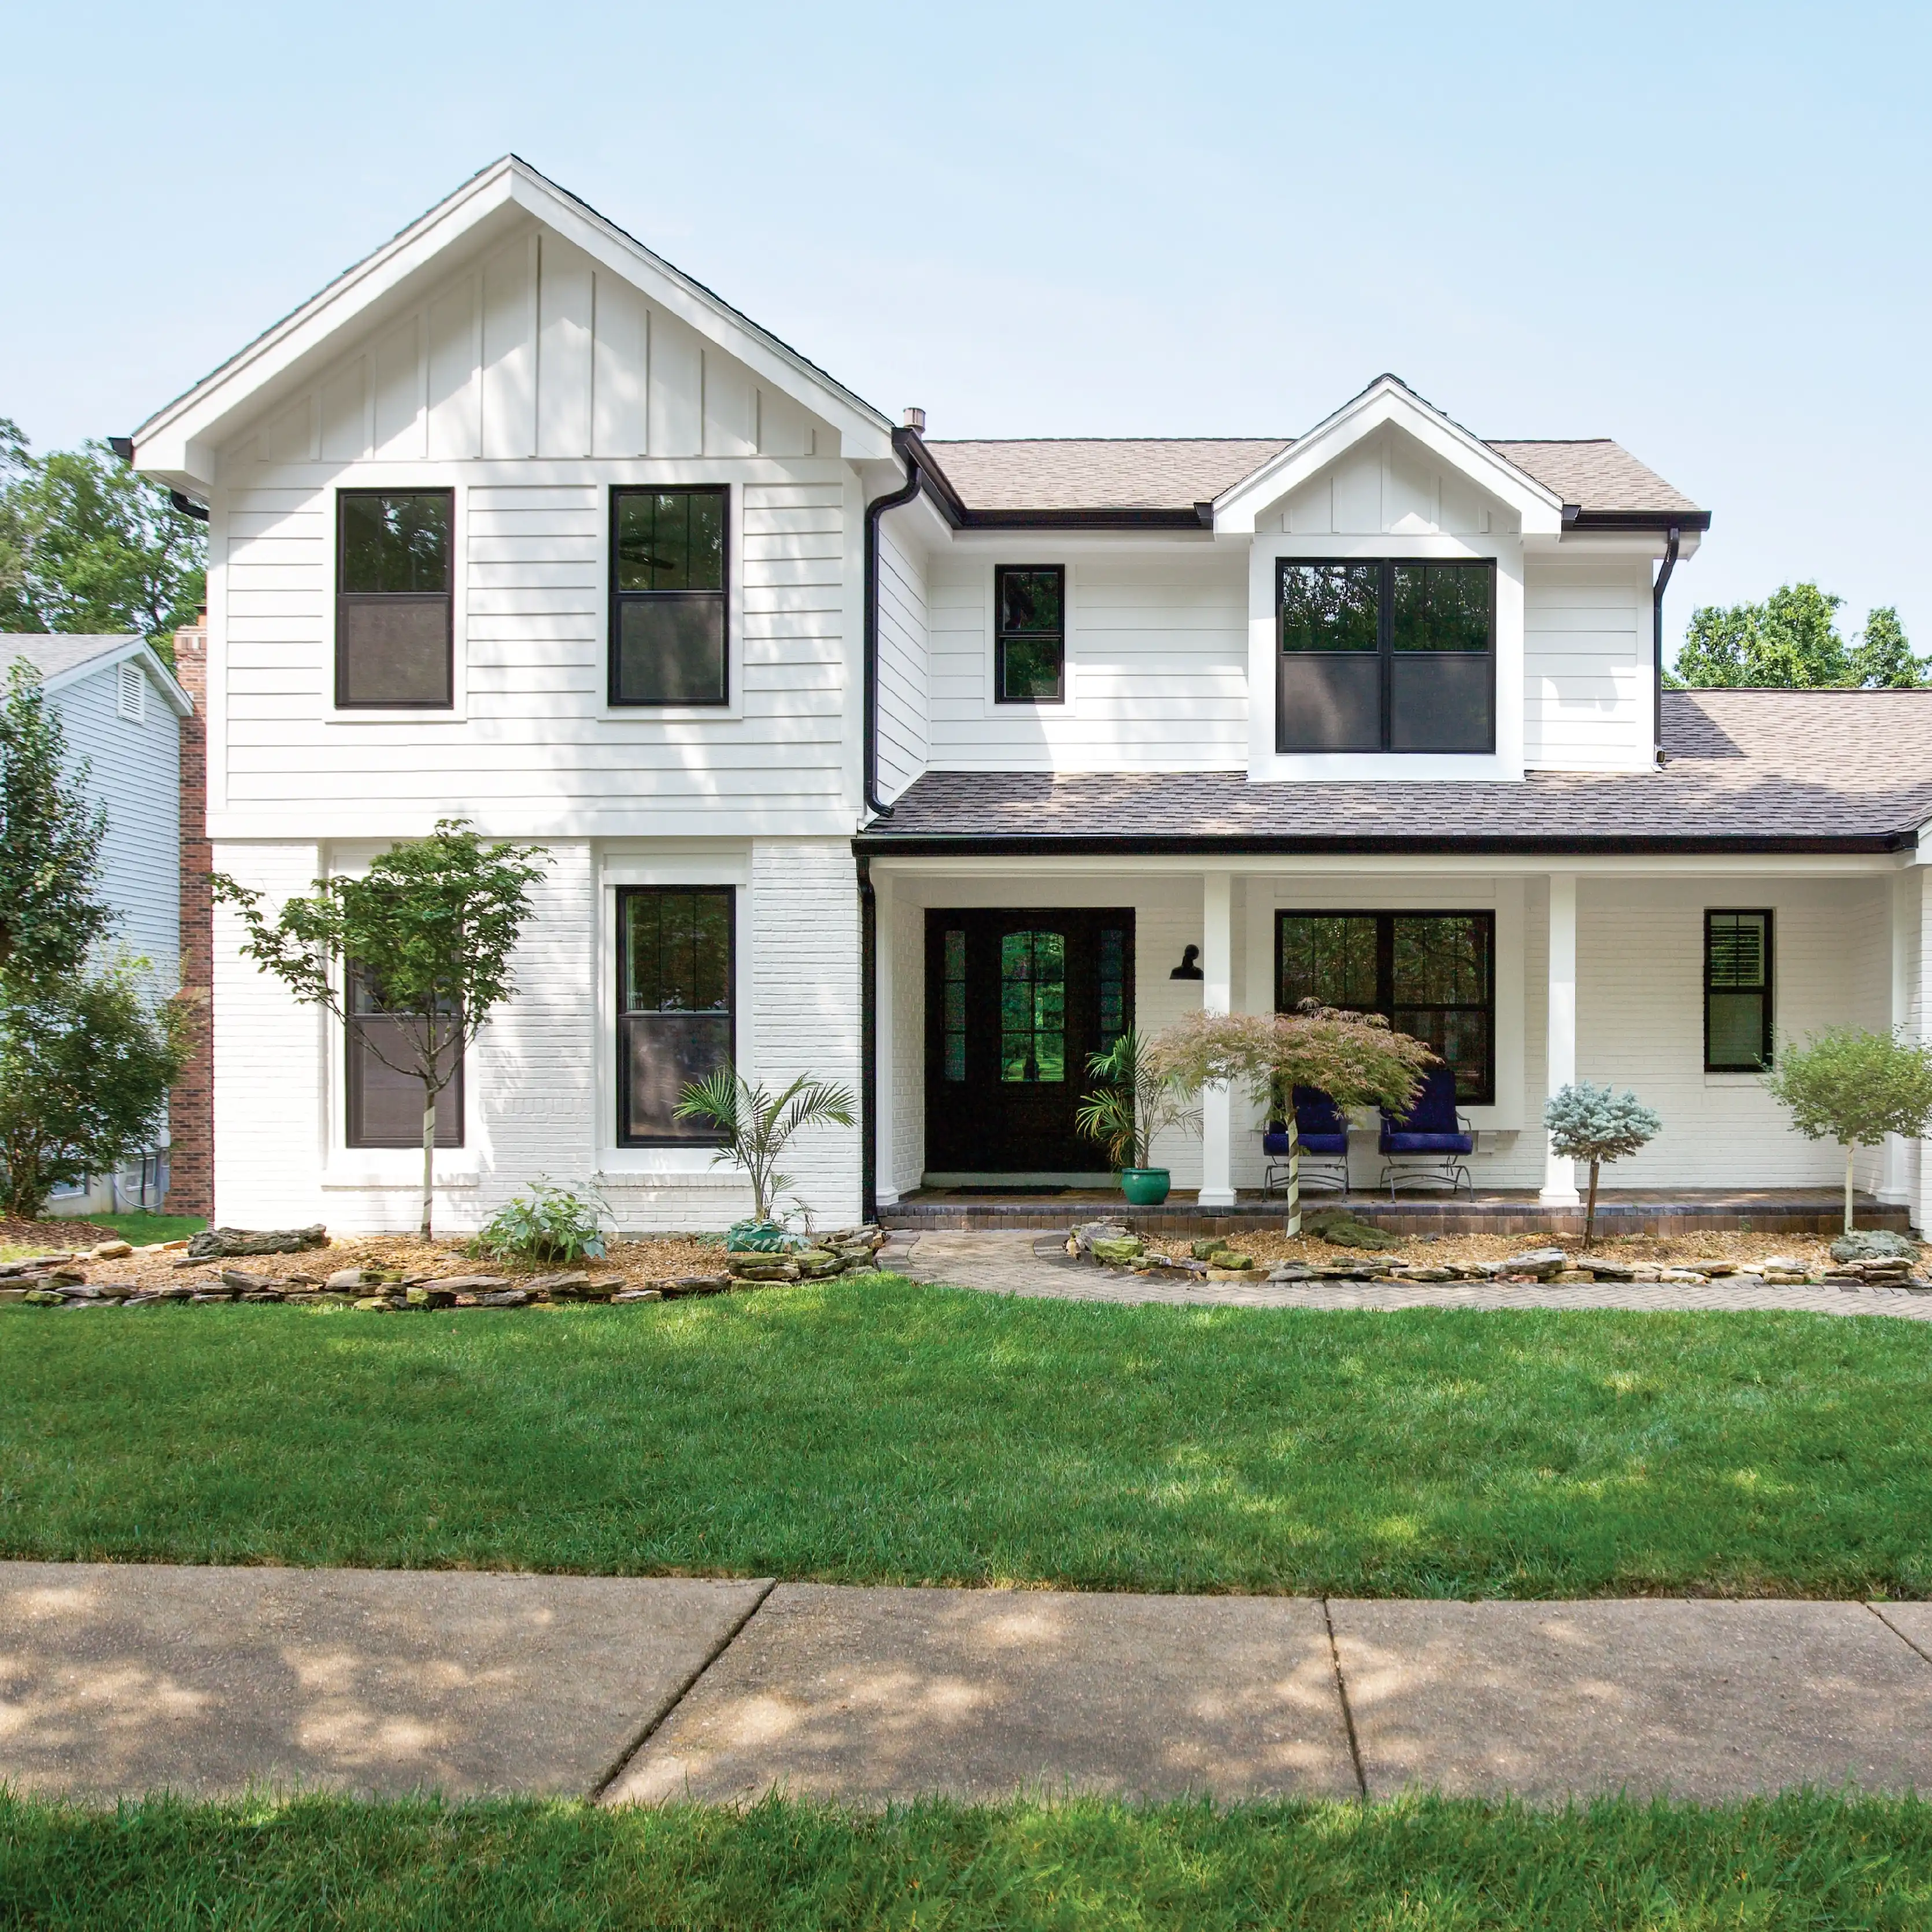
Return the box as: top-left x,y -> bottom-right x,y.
981,555 -> 1077,714
596,848 -> 753,1176
322,479 -> 470,725
597,481 -> 747,723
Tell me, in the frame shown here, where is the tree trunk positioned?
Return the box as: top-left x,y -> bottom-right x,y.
1585,1157 -> 1601,1251
1845,1142 -> 1856,1235
420,1088 -> 437,1242
1282,1111 -> 1301,1238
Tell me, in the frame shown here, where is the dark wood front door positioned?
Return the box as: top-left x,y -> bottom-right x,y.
925,908 -> 1135,1176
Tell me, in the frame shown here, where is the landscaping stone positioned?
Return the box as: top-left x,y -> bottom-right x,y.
405,1284 -> 458,1309
1302,1211 -> 1404,1251
352,1296 -> 394,1312
1500,1248 -> 1568,1281
612,1288 -> 663,1303
86,1240 -> 133,1261
1089,1236 -> 1144,1266
0,1255 -> 73,1277
793,1248 -> 843,1279
664,1274 -> 732,1296
325,1268 -> 380,1290
220,1269 -> 276,1294
1208,1250 -> 1253,1272
1578,1258 -> 1638,1280
726,1255 -> 799,1283
1266,1264 -> 1318,1282
157,1283 -> 198,1301
1206,1267 -> 1269,1284
476,1288 -> 531,1307
21,1289 -> 61,1306
186,1224 -> 328,1260
1395,1265 -> 1456,1283
1071,1220 -> 1131,1256
1831,1229 -> 1919,1263
1190,1238 -> 1225,1261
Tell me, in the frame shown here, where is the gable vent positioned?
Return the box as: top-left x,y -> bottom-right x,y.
117,661 -> 146,724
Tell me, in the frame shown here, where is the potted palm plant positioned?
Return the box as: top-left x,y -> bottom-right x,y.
1075,1029 -> 1202,1206
675,1065 -> 856,1247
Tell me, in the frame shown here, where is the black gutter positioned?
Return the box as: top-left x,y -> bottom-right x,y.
1573,508 -> 1711,533
1653,524 -> 1682,767
853,830 -> 1909,858
862,427 -> 923,822
943,505 -> 1212,530
857,855 -> 877,1224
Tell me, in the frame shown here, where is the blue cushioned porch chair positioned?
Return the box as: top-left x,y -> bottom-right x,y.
1264,1085 -> 1350,1197
1377,1065 -> 1477,1197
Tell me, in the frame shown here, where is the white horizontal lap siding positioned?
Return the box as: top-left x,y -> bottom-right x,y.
1524,563 -> 1649,771
50,665 -> 181,991
876,518 -> 929,802
1576,877 -> 1890,1188
928,553 -> 1247,772
750,841 -> 863,1225
211,841 -> 327,1227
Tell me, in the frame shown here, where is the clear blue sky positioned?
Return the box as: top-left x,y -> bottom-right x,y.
7,2 -> 1925,659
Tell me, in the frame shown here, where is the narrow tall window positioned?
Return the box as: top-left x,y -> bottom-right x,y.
336,490 -> 453,708
611,487 -> 728,705
999,930 -> 1065,1082
942,928 -> 968,1082
618,887 -> 734,1143
1097,926 -> 1127,1054
995,565 -> 1065,703
1705,910 -> 1772,1072
1277,910 -> 1495,1103
345,963 -> 463,1148
1277,559 -> 1494,753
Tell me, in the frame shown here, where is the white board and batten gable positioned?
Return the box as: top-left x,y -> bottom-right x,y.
133,157 -> 898,845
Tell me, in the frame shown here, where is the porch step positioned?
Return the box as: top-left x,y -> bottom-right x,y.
880,1191 -> 1913,1239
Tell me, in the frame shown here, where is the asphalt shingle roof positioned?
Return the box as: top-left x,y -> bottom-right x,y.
860,691 -> 1932,852
0,634 -> 142,681
921,436 -> 1701,518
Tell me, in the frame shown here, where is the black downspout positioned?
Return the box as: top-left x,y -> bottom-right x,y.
862,426 -> 923,822
857,855 -> 878,1224
1653,523 -> 1681,767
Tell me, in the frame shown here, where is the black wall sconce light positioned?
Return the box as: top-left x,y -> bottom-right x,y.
1170,944 -> 1204,980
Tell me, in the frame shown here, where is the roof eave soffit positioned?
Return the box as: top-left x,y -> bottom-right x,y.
1209,379 -> 1565,537
132,160 -> 895,489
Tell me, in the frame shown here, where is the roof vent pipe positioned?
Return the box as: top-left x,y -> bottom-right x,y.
1653,523 -> 1682,768
902,407 -> 925,433
862,427 -> 924,821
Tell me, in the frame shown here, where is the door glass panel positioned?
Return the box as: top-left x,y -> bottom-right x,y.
1098,927 -> 1126,1051
1000,930 -> 1066,1083
943,928 -> 967,1082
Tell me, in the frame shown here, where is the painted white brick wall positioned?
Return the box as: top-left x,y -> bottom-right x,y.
890,889 -> 925,1197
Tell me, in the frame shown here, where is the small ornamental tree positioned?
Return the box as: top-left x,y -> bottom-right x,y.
1762,1027 -> 1932,1233
1146,1003 -> 1434,1233
211,820 -> 549,1239
1543,1082 -> 1661,1250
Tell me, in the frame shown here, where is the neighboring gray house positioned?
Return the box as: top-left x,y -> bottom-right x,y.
3,634 -> 194,1210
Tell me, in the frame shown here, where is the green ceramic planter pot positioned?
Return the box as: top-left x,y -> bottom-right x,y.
1120,1167 -> 1172,1207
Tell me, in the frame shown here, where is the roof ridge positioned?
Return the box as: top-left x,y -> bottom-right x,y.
923,434 -> 1294,446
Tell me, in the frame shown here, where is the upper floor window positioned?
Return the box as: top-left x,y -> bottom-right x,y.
1705,910 -> 1772,1072
336,490 -> 453,709
995,565 -> 1065,703
611,487 -> 727,706
1276,559 -> 1494,754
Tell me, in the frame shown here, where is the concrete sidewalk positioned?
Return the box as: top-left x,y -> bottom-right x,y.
8,1561 -> 1932,1807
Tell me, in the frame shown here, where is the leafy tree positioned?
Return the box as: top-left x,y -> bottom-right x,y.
0,662 -> 110,987
1147,1003 -> 1434,1233
0,433 -> 206,652
1544,1081 -> 1661,1250
1672,583 -> 1923,689
1074,1028 -> 1202,1173
1762,1028 -> 1932,1232
210,820 -> 551,1239
1849,607 -> 1925,688
675,1066 -> 857,1234
0,956 -> 190,1220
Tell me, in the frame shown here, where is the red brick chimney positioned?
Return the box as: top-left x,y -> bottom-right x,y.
167,612 -> 213,1216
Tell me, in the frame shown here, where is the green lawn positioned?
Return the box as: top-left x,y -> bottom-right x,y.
44,1209 -> 208,1245
6,1790 -> 1931,1929
6,1278 -> 1932,1597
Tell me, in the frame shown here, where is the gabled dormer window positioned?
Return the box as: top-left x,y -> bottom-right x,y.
1277,559 -> 1494,753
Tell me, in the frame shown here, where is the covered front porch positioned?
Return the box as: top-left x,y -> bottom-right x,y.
865,852 -> 1932,1233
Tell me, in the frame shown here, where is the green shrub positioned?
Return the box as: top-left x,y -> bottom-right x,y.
472,1179 -> 608,1264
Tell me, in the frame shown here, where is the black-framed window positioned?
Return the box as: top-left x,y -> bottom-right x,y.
610,487 -> 728,706
618,886 -> 734,1143
345,962 -> 463,1148
1277,911 -> 1495,1104
995,565 -> 1065,703
1276,559 -> 1494,753
336,490 -> 453,708
1705,910 -> 1773,1072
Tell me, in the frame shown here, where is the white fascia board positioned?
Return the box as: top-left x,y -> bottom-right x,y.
133,157 -> 894,489
1211,376 -> 1566,536
1523,529 -> 1705,562
42,637 -> 194,716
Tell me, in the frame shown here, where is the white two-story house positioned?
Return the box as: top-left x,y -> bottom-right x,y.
130,158 -> 1932,1236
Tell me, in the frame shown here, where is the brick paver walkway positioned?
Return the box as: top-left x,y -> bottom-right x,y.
890,1229 -> 1932,1318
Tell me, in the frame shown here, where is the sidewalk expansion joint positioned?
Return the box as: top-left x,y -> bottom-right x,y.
1865,1601 -> 1932,1670
1321,1597 -> 1368,1801
589,1578 -> 777,1802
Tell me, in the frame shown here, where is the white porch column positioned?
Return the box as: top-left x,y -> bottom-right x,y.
1199,871 -> 1235,1207
1539,871 -> 1581,1207
873,869 -> 897,1206
1882,869 -> 1916,1205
